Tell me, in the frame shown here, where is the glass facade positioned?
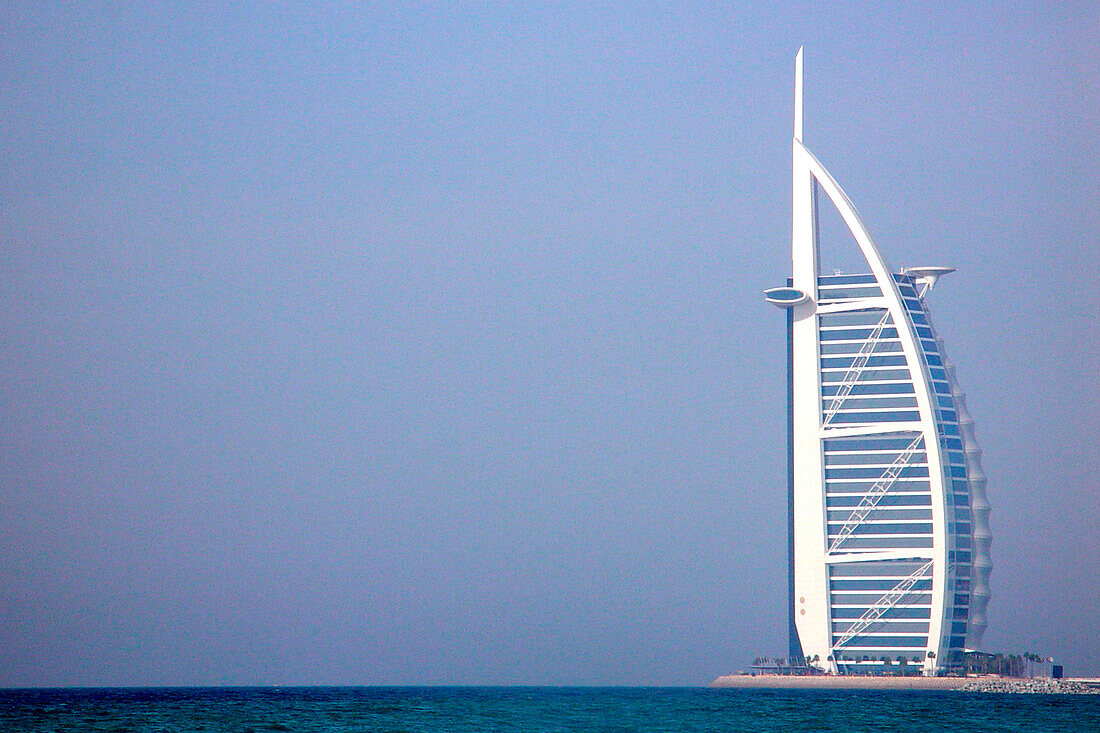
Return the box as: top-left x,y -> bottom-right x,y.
815,273 -> 974,668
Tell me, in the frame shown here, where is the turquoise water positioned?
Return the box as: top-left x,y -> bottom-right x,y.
2,686 -> 1098,732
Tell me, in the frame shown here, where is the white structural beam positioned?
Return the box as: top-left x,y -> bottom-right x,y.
789,46 -> 830,661
815,298 -> 890,314
827,550 -> 934,565
820,423 -> 925,439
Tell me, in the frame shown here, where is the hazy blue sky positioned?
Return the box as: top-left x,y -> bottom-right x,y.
2,2 -> 1097,686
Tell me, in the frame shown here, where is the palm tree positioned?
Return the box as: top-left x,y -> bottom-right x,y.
1008,654 -> 1021,678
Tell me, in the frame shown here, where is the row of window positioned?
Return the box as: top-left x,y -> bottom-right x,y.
825,451 -> 927,466
833,621 -> 931,634
819,310 -> 892,328
821,340 -> 903,355
824,411 -> 922,424
826,482 -> 931,495
827,494 -> 932,508
830,579 -> 933,591
832,636 -> 929,648
824,435 -> 924,452
827,472 -> 931,483
820,396 -> 919,410
832,593 -> 932,606
828,510 -> 934,525
827,522 -> 933,536
830,561 -> 930,578
831,606 -> 930,619
828,536 -> 934,549
820,354 -> 908,369
822,368 -> 914,383
819,274 -> 878,286
818,286 -> 884,301
822,381 -> 915,396
826,466 -> 930,479
827,510 -> 933,524
820,326 -> 899,341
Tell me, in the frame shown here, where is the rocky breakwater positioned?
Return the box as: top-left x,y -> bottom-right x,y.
958,677 -> 1100,694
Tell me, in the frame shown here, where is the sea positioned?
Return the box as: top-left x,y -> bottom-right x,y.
2,686 -> 1098,732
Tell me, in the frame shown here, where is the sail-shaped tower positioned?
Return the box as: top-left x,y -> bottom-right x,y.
765,49 -> 992,676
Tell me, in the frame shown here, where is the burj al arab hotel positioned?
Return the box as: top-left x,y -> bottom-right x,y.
765,49 -> 992,676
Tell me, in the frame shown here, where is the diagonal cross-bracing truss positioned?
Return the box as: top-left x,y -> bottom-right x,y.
832,559 -> 934,650
822,310 -> 893,425
827,434 -> 925,553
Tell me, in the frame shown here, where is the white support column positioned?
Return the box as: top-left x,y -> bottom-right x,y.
789,47 -> 832,664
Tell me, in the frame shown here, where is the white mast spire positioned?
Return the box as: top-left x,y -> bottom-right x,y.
794,46 -> 804,143
791,47 -> 816,292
